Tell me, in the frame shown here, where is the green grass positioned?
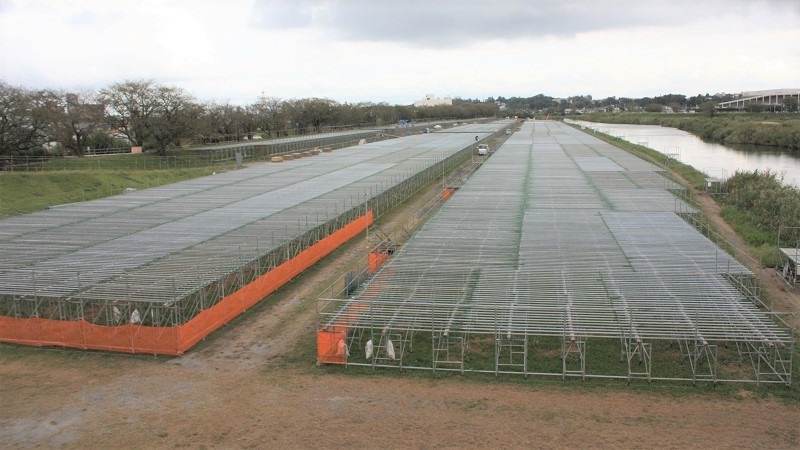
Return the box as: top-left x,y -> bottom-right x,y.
719,204 -> 777,247
301,331 -> 800,403
0,168 -> 218,217
717,205 -> 789,268
6,151 -> 234,171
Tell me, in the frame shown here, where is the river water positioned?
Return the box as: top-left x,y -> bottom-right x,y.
568,120 -> 800,187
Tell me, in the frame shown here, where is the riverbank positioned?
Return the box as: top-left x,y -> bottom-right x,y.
570,112 -> 800,150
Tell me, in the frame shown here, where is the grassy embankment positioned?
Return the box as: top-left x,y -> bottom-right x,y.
573,112 -> 800,150
0,153 -> 227,217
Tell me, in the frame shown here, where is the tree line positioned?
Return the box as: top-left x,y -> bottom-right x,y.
0,80 -> 499,157
6,78 -> 794,157
494,92 -> 798,117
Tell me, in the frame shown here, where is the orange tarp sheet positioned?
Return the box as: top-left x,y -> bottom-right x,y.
0,211 -> 374,355
442,188 -> 455,200
317,265 -> 393,365
316,326 -> 349,365
368,251 -> 389,272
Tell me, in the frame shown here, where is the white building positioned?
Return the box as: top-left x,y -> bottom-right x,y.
718,89 -> 800,109
414,94 -> 453,107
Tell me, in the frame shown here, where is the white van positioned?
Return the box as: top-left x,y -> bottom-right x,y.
477,144 -> 488,156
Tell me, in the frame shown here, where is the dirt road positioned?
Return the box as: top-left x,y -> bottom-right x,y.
3,348 -> 799,449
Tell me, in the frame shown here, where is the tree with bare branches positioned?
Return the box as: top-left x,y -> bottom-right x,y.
0,81 -> 58,156
100,80 -> 197,155
51,90 -> 105,155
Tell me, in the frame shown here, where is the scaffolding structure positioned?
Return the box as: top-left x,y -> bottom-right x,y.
318,120 -> 794,385
777,226 -> 800,286
0,121 -> 516,354
191,129 -> 387,164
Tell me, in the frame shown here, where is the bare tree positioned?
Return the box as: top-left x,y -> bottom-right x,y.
287,98 -> 337,133
100,80 -> 197,154
196,102 -> 227,143
0,81 -> 58,156
147,85 -> 197,155
251,96 -> 287,137
196,102 -> 251,143
51,90 -> 105,155
99,80 -> 159,148
0,81 -> 29,155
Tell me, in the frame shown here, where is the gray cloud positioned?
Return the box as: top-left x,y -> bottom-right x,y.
252,0 -> 799,48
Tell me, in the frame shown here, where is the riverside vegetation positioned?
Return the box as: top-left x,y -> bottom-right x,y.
722,170 -> 800,266
572,112 -> 800,150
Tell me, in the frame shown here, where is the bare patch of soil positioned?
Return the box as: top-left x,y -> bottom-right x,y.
2,352 -> 799,448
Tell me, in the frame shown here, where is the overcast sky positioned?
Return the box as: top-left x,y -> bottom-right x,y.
1,0 -> 798,105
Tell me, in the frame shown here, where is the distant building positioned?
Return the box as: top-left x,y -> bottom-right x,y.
414,94 -> 453,107
718,89 -> 800,109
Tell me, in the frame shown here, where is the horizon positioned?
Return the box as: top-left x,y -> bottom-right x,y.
3,76 -> 793,107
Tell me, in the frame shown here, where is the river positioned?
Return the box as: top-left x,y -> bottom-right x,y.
568,120 -> 800,187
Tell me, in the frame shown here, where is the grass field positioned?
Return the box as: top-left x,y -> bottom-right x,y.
0,167 -> 219,217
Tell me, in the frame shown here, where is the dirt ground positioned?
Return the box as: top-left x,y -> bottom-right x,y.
2,157 -> 800,449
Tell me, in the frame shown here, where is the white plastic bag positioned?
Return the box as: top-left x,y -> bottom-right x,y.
365,339 -> 374,359
386,339 -> 396,360
129,309 -> 141,324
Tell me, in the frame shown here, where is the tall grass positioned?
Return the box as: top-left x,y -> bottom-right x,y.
715,170 -> 800,268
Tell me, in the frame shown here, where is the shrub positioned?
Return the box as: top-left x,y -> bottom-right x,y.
722,170 -> 800,247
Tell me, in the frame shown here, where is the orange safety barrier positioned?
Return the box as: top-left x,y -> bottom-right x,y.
0,211 -> 374,355
316,301 -> 373,365
316,326 -> 349,365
